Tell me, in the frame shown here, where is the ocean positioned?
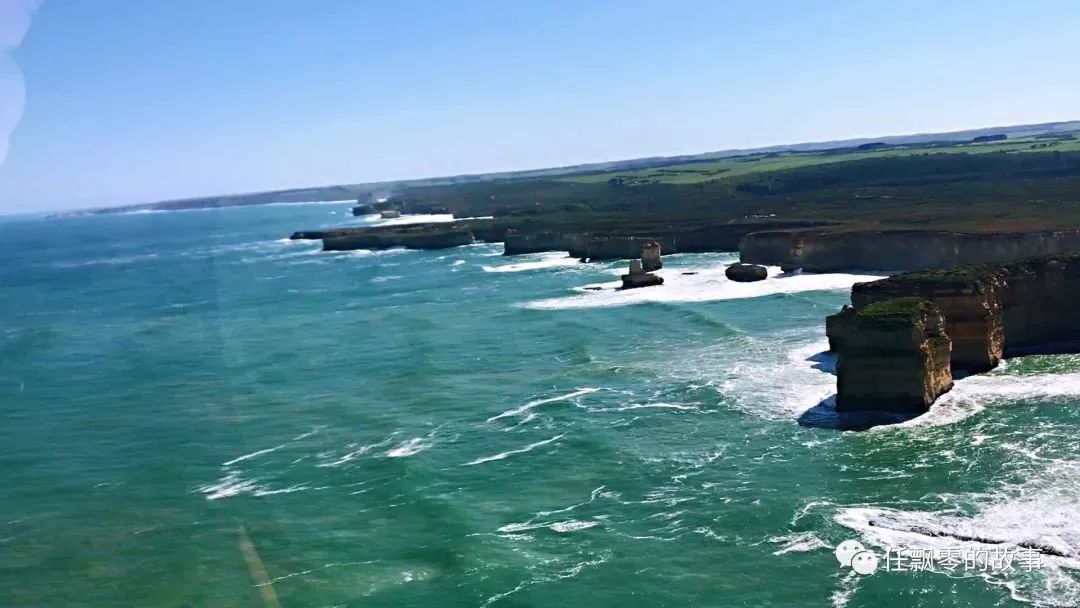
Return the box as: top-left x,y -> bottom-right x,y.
1,203 -> 1078,607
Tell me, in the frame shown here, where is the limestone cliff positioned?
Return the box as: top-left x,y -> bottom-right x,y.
503,230 -> 588,256
741,229 -> 1080,272
850,275 -> 1004,374
835,252 -> 1080,376
829,298 -> 953,413
290,219 -> 502,251
641,241 -> 662,271
323,227 -> 475,251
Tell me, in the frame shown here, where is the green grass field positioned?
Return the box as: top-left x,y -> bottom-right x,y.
560,132 -> 1080,185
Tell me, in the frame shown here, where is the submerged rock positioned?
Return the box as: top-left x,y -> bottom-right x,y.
725,263 -> 768,282
829,298 -> 954,413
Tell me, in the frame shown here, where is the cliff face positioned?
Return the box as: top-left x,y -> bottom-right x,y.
837,253 -> 1080,377
505,221 -> 826,260
290,219 -> 501,251
997,258 -> 1080,354
290,218 -> 497,242
829,298 -> 953,413
741,229 -> 1080,272
323,228 -> 475,251
851,277 -> 1004,375
503,230 -> 588,256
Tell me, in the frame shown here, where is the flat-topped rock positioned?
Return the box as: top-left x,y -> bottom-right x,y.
826,252 -> 1080,414
828,298 -> 953,413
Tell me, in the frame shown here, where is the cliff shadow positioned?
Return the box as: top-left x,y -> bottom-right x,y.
806,350 -> 836,375
797,396 -> 921,431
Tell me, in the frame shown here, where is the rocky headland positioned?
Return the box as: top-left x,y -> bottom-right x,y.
291,219 -> 501,251
827,298 -> 953,413
827,252 -> 1080,413
293,218 -> 827,259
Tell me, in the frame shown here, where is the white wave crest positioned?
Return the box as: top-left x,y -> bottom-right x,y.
222,444 -> 285,467
888,365 -> 1080,431
487,388 -> 600,422
550,520 -> 598,533
770,531 -> 831,555
835,461 -> 1080,606
197,471 -> 259,501
483,252 -> 584,273
464,433 -> 566,466
524,264 -> 884,310
386,435 -> 434,458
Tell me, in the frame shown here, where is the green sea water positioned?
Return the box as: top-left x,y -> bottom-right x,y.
1,204 -> 1079,607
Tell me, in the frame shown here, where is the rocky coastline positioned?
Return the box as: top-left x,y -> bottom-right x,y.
828,298 -> 953,413
741,228 -> 1080,272
290,219 -> 503,251
827,252 -> 1080,413
291,218 -> 827,258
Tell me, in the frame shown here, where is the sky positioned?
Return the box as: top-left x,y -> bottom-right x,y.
1,0 -> 1079,214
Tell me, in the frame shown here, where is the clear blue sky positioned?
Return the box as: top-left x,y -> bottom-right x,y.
1,0 -> 1079,213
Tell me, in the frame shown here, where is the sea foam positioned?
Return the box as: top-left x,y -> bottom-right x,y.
523,264 -> 885,310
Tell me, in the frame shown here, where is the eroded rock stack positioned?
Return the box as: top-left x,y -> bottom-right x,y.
827,252 -> 1080,413
621,259 -> 663,289
851,272 -> 1004,374
829,298 -> 954,413
641,241 -> 663,272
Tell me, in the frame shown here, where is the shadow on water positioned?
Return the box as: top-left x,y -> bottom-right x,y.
797,395 -> 921,431
797,349 -> 920,430
806,351 -> 836,375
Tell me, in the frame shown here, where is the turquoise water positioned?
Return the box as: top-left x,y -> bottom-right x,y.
2,204 -> 1079,607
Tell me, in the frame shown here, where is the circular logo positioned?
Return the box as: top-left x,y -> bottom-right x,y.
850,550 -> 879,575
835,540 -> 865,567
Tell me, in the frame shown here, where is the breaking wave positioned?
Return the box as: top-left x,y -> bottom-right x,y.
523,264 -> 884,310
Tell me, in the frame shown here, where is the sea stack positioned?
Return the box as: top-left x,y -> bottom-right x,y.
621,259 -> 664,289
726,263 -> 768,282
828,298 -> 954,413
641,241 -> 663,272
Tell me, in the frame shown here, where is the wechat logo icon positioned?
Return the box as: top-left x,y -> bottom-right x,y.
835,540 -> 879,575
